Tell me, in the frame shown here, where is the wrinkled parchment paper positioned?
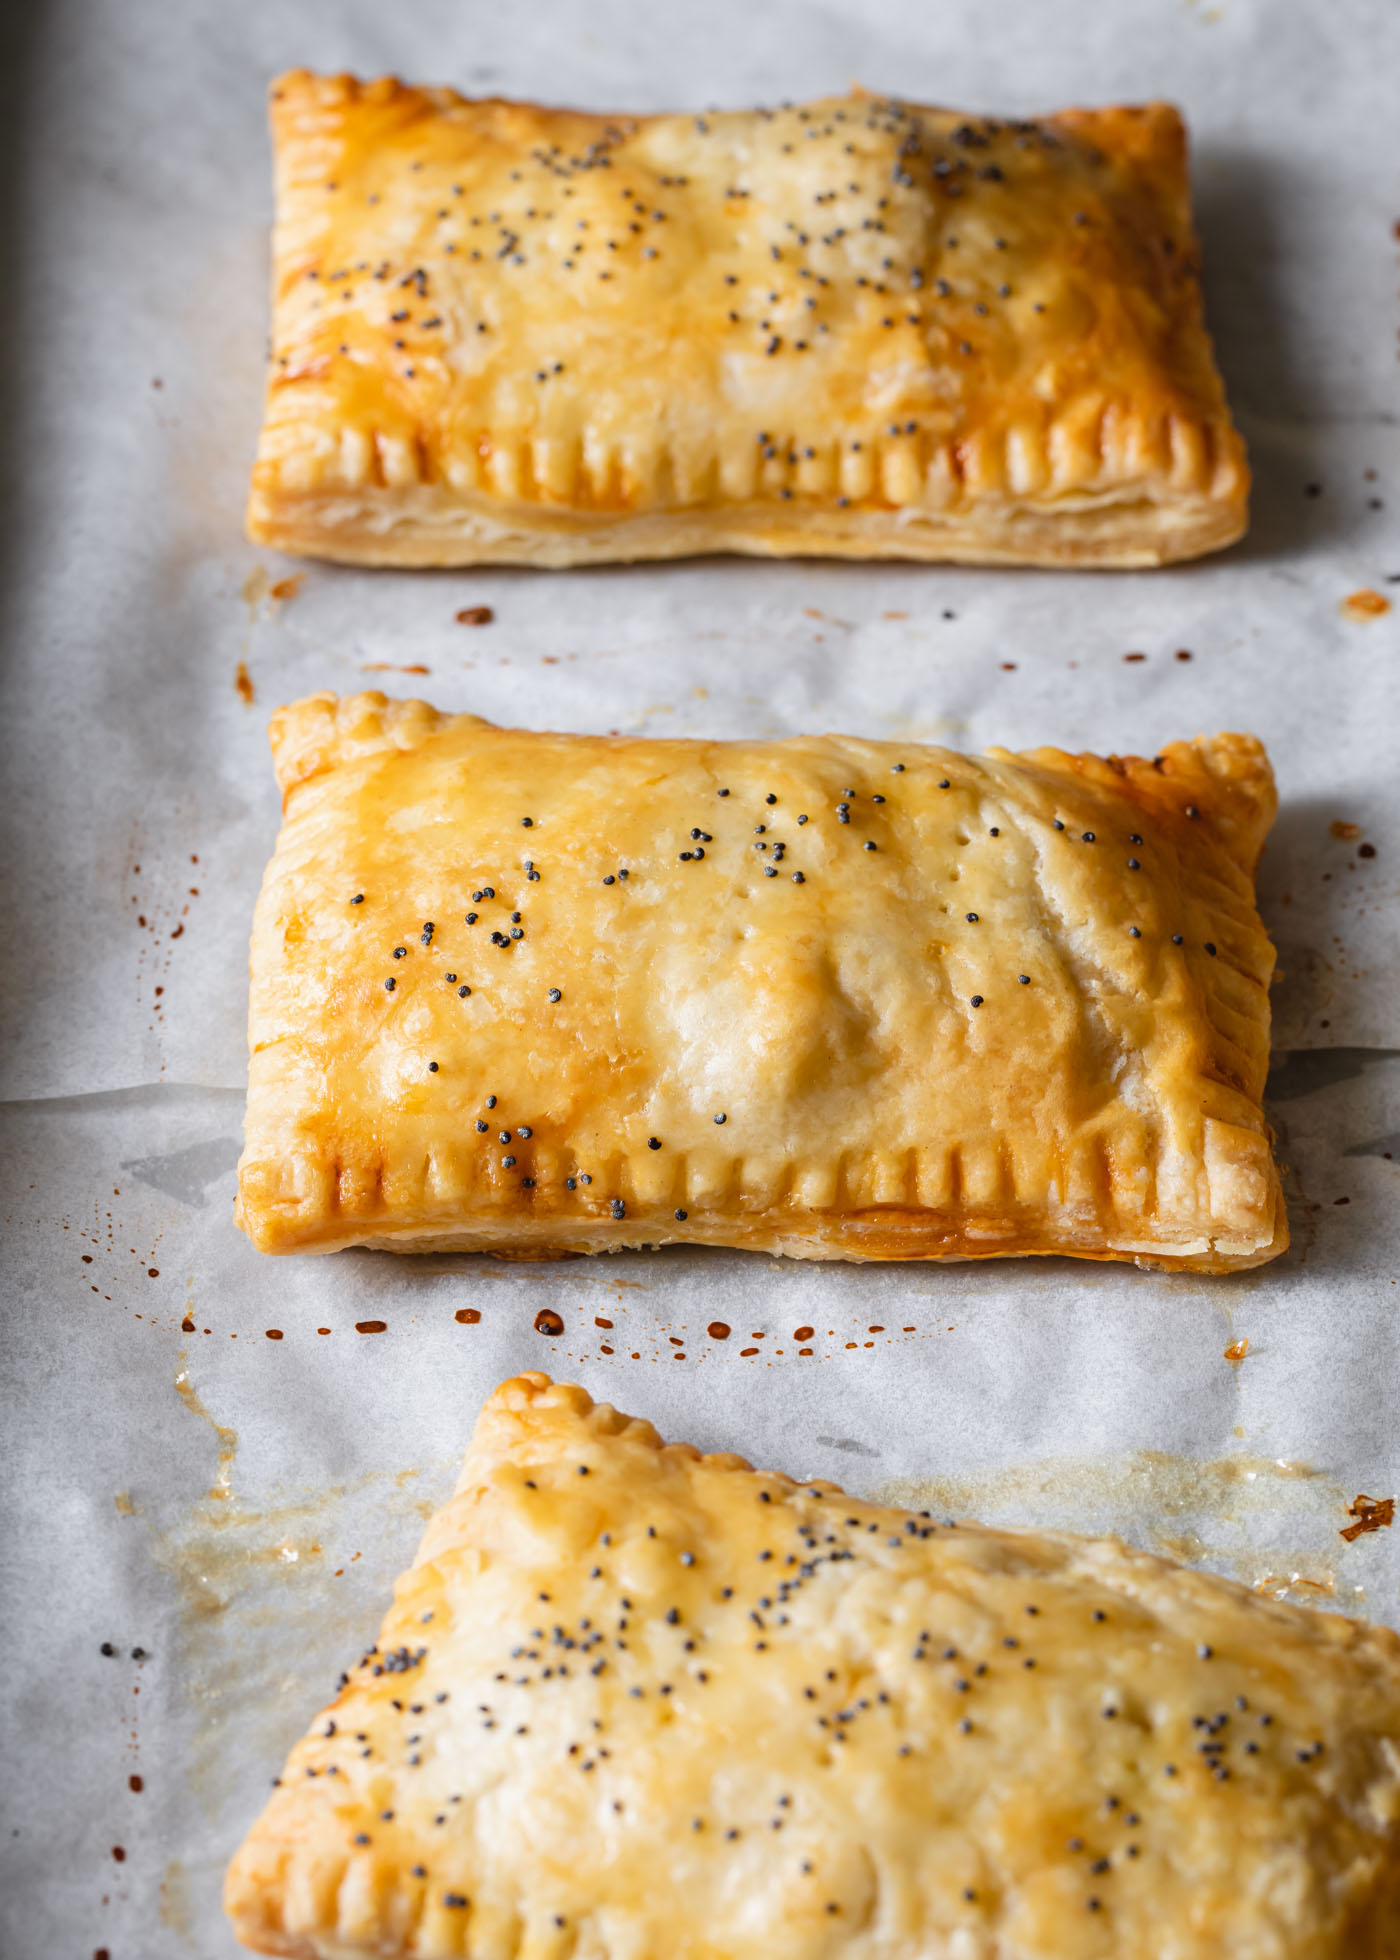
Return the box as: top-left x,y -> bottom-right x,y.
1,0 -> 1398,1952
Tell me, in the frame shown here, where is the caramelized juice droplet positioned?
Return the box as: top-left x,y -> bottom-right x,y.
707,1321 -> 731,1340
354,1320 -> 388,1335
454,1307 -> 481,1325
534,1308 -> 565,1337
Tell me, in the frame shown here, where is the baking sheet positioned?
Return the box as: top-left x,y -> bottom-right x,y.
1,0 -> 1398,1952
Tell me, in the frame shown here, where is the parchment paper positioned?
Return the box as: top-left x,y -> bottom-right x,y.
1,1 -> 1398,1953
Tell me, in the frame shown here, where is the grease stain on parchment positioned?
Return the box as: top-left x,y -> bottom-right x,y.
148,1356 -> 455,1819
173,1357 -> 237,1502
240,566 -> 301,617
159,1858 -> 192,1938
872,1449 -> 1359,1614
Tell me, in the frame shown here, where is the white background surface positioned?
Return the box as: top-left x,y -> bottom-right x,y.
1,1 -> 1398,1953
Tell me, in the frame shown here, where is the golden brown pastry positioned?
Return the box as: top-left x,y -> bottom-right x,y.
225,1373 -> 1400,1959
248,76 -> 1247,568
235,692 -> 1285,1271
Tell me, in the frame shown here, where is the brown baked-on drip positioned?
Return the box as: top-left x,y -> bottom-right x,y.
236,692 -> 1285,1271
249,77 -> 1247,568
225,1374 -> 1400,1958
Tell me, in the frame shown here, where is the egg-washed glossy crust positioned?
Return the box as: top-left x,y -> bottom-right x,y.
224,1374 -> 1400,1958
235,692 -> 1284,1271
248,77 -> 1248,569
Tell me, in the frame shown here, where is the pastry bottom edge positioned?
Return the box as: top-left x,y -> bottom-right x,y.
237,1212 -> 1288,1273
247,489 -> 1247,570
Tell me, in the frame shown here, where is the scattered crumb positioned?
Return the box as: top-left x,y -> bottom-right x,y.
1340,1494 -> 1395,1542
1223,1338 -> 1250,1365
234,662 -> 255,707
456,605 -> 494,626
1330,819 -> 1361,840
269,574 -> 303,603
1341,587 -> 1391,620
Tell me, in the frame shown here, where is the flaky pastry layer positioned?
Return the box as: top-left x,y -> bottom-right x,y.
225,1374 -> 1400,1959
236,692 -> 1285,1271
249,78 -> 1248,568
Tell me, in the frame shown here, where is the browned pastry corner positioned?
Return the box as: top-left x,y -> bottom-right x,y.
225,1374 -> 1400,1958
235,693 -> 1285,1271
248,77 -> 1248,568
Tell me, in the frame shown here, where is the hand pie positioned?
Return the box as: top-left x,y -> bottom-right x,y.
225,1373 -> 1400,1959
236,691 -> 1285,1272
248,75 -> 1247,569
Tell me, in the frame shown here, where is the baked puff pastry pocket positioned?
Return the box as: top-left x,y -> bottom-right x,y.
248,76 -> 1248,568
236,691 -> 1285,1271
225,1374 -> 1400,1960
